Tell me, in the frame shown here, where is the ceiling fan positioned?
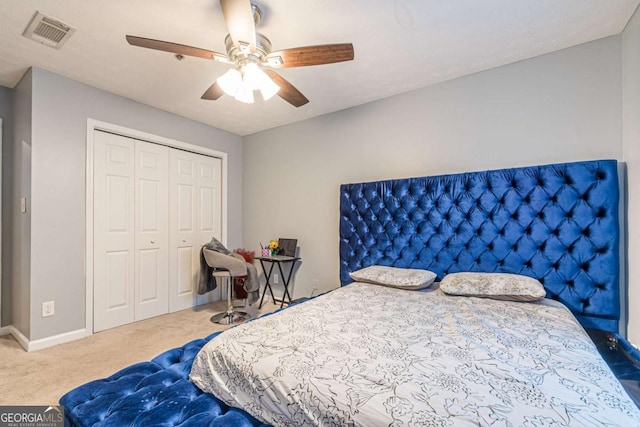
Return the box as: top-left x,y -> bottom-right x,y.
126,0 -> 354,107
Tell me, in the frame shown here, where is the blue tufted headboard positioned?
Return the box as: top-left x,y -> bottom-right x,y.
339,160 -> 620,333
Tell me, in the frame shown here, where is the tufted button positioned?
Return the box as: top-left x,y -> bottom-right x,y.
580,262 -> 590,271
537,243 -> 546,251
511,244 -> 518,251
596,246 -> 607,254
550,195 -> 558,203
498,259 -> 504,266
566,280 -> 574,287
581,228 -> 590,237
524,261 -> 532,268
552,262 -> 560,270
537,178 -> 544,186
488,242 -> 494,250
565,210 -> 574,219
552,229 -> 560,237
523,195 -> 531,204
596,207 -> 606,218
537,211 -> 545,219
524,227 -> 532,235
595,283 -> 606,290
595,170 -> 606,180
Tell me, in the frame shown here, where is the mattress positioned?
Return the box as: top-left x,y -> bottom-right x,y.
190,282 -> 640,426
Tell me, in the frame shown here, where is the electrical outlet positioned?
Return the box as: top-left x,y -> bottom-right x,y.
42,301 -> 55,317
273,274 -> 279,284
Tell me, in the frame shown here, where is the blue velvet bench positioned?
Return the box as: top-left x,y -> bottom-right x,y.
60,331 -> 270,427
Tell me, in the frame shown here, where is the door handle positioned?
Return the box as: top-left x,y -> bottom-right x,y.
182,239 -> 187,243
150,240 -> 155,244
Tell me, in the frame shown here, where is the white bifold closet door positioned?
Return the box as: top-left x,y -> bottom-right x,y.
94,131 -> 169,331
169,149 -> 222,312
93,130 -> 221,332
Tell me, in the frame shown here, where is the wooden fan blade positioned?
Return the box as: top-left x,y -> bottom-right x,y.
220,0 -> 256,53
201,81 -> 225,100
126,35 -> 228,61
265,43 -> 354,68
264,70 -> 309,107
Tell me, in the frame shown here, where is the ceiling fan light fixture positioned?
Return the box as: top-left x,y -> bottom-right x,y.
242,62 -> 264,91
217,68 -> 242,96
259,75 -> 280,100
234,82 -> 254,104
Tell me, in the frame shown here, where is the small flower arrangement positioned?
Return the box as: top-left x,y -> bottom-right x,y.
267,240 -> 279,256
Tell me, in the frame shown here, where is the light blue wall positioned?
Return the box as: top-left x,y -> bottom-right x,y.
243,36 -> 623,312
0,84 -> 13,327
8,70 -> 32,336
622,6 -> 640,345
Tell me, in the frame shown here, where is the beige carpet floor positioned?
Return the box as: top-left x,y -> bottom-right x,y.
0,300 -> 279,406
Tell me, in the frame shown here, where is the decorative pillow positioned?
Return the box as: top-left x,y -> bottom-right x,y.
349,266 -> 437,290
439,272 -> 546,302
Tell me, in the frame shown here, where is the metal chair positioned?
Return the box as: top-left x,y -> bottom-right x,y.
202,248 -> 251,325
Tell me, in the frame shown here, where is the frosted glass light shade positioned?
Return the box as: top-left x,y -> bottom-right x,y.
259,74 -> 280,100
242,62 -> 263,91
217,68 -> 242,96
234,82 -> 254,104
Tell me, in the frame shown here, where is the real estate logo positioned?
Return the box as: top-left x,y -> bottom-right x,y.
0,406 -> 64,427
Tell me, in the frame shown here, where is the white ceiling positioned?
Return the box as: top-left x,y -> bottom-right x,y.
0,1 -> 638,136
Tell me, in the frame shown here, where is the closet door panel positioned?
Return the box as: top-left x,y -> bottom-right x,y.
169,150 -> 199,312
94,131 -> 135,332
195,155 -> 223,305
134,140 -> 169,321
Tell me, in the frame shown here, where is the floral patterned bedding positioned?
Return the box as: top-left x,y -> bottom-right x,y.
190,282 -> 640,426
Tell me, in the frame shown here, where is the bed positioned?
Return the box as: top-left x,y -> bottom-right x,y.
61,159 -> 640,426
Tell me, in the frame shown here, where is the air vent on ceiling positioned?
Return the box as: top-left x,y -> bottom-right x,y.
23,11 -> 76,49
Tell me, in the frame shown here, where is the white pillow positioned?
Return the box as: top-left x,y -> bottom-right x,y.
440,272 -> 546,302
349,265 -> 437,290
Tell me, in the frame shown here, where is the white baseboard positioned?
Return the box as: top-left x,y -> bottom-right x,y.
0,325 -> 86,352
